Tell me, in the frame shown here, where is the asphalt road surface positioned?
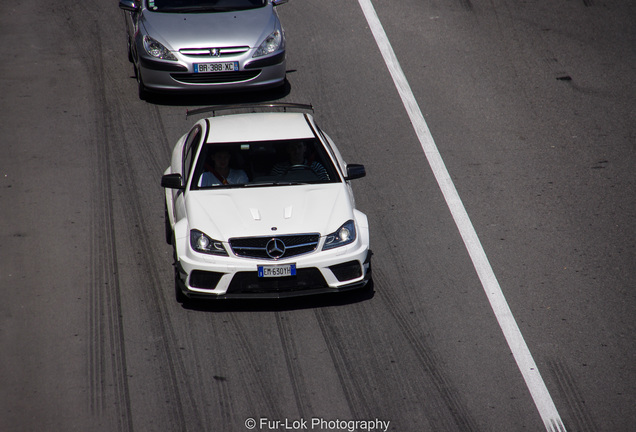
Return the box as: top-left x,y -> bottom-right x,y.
1,0 -> 634,431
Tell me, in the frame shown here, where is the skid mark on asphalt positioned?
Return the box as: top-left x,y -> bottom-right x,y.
366,265 -> 480,430
75,3 -> 199,429
276,312 -> 314,419
72,12 -> 133,432
546,359 -> 598,432
313,309 -> 377,422
105,64 -> 211,432
357,0 -> 566,430
225,314 -> 286,418
315,298 -> 478,431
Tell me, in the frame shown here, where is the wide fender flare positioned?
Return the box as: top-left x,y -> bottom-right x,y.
173,218 -> 189,260
353,209 -> 369,245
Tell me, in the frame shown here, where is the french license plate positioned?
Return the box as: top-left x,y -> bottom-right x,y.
194,62 -> 238,73
258,264 -> 296,278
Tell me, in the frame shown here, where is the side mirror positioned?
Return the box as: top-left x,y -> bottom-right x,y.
345,164 -> 366,180
119,0 -> 139,12
161,173 -> 184,190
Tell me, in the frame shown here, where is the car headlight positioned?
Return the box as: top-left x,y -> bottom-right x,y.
322,220 -> 356,250
143,35 -> 177,61
253,29 -> 283,58
190,230 -> 228,256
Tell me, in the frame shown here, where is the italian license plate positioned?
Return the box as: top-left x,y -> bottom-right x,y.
194,62 -> 238,73
258,264 -> 296,278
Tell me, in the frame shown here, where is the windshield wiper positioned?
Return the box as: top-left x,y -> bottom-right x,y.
243,181 -> 308,187
169,6 -> 252,13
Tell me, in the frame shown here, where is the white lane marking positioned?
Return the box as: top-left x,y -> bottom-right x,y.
357,1 -> 566,431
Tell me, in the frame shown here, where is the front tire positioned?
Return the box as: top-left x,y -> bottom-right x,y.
175,267 -> 187,303
135,64 -> 149,100
164,206 -> 172,245
127,37 -> 134,63
173,243 -> 188,304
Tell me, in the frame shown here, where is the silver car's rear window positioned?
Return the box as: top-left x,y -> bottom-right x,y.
147,0 -> 267,13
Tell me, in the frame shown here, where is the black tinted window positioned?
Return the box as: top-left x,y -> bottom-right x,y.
148,0 -> 267,12
183,126 -> 203,184
190,139 -> 341,189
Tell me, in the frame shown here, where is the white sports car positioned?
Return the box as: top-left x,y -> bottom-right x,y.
161,104 -> 372,302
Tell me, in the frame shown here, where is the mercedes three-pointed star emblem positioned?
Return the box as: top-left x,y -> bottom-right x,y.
266,238 -> 286,259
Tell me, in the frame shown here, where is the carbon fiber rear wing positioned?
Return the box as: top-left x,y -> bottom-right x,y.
186,102 -> 313,118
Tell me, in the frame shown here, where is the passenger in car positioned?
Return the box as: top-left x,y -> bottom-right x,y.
199,148 -> 249,186
270,141 -> 329,181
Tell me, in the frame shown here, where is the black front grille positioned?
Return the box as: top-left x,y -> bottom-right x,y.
230,234 -> 320,260
227,268 -> 327,294
171,70 -> 260,84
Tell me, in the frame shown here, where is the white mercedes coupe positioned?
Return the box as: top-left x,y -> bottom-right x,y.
161,104 -> 372,302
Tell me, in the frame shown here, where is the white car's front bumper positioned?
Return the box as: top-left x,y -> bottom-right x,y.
175,238 -> 372,299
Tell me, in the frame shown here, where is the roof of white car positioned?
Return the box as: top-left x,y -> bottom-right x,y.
205,112 -> 315,143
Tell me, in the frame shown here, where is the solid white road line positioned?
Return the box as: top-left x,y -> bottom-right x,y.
356,1 -> 567,431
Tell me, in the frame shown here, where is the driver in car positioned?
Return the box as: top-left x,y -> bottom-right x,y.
270,141 -> 329,181
199,148 -> 249,186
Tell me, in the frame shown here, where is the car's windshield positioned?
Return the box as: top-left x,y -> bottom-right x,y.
190,139 -> 340,190
146,0 -> 267,13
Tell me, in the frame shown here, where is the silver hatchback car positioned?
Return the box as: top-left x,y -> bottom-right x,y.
118,0 -> 288,99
